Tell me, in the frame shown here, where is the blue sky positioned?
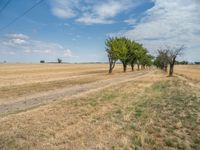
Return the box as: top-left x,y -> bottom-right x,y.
0,0 -> 200,63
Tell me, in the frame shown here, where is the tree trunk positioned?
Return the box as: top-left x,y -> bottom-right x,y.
108,59 -> 115,74
169,63 -> 174,77
109,64 -> 113,73
131,63 -> 134,71
123,62 -> 127,72
164,65 -> 168,72
137,63 -> 140,70
169,57 -> 176,77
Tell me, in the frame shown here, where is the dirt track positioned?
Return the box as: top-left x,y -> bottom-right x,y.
0,71 -> 151,116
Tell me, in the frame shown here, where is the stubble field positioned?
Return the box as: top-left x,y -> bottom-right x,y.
0,64 -> 199,149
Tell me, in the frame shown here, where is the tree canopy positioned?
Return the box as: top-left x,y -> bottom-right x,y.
105,37 -> 153,73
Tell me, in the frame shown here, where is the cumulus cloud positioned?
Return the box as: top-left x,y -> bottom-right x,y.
126,0 -> 200,44
79,0 -> 144,24
50,0 -> 143,24
49,0 -> 79,19
110,0 -> 200,61
0,33 -> 74,62
4,33 -> 29,45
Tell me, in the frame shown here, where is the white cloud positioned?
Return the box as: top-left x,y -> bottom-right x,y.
0,33 -> 75,62
76,0 -> 138,24
124,18 -> 137,25
49,0 -> 79,19
50,0 -> 142,24
76,13 -> 114,25
95,1 -> 125,18
110,0 -> 200,61
52,7 -> 75,19
5,33 -> 29,40
11,38 -> 26,44
4,33 -> 29,45
63,49 -> 73,57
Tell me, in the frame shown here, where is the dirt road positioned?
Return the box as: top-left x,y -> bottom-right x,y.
0,71 -> 151,116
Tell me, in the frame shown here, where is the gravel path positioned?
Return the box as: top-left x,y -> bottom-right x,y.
0,71 -> 151,116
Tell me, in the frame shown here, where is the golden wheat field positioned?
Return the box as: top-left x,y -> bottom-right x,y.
0,64 -> 199,149
175,65 -> 200,82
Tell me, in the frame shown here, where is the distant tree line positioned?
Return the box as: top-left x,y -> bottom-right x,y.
105,37 -> 153,73
194,62 -> 200,65
175,61 -> 188,65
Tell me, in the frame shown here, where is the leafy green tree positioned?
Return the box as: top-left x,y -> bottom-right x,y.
106,37 -> 130,72
135,44 -> 147,70
127,40 -> 138,71
140,54 -> 153,69
154,56 -> 165,69
105,37 -> 118,73
105,36 -> 151,73
115,37 -> 130,72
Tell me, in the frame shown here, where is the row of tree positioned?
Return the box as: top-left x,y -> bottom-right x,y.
154,45 -> 184,76
105,37 -> 153,73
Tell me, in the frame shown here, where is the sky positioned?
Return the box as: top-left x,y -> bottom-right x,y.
0,0 -> 200,63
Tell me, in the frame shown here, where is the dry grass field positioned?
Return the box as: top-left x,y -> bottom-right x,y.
0,64 -> 126,104
0,64 -> 199,149
175,65 -> 200,82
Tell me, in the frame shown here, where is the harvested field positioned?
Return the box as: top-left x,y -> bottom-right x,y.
175,65 -> 200,82
0,64 -> 199,149
0,64 -> 124,103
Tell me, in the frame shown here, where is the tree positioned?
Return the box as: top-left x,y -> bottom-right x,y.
140,54 -> 153,69
116,37 -> 130,72
105,37 -> 118,73
157,49 -> 169,72
106,37 -> 130,73
194,62 -> 200,65
57,58 -> 62,63
40,60 -> 45,63
166,45 -> 184,76
135,44 -> 147,70
127,41 -> 138,71
154,45 -> 184,76
105,36 -> 151,73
